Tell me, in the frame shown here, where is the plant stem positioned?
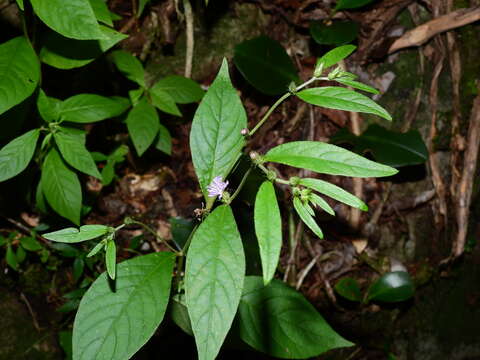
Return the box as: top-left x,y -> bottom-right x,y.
174,223 -> 199,291
129,219 -> 180,254
229,167 -> 252,202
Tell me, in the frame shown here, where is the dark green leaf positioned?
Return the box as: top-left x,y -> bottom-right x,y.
155,124 -> 172,155
20,237 -> 42,251
58,299 -> 81,313
73,257 -> 85,282
137,0 -> 150,17
43,225 -> 110,243
293,197 -> 323,239
297,87 -> 391,120
254,181 -> 282,285
171,295 -> 193,336
238,276 -> 353,358
335,277 -> 362,302
73,252 -> 175,360
185,205 -> 245,360
169,217 -> 195,249
126,98 -> 160,156
367,271 -> 415,302
332,124 -> 428,167
234,36 -> 298,95
30,0 -> 105,40
150,75 -> 204,104
105,240 -> 116,279
310,20 -> 359,46
6,245 -> 18,270
190,59 -> 247,197
0,129 -> 40,182
335,0 -> 376,10
59,94 -> 129,123
16,245 -> 26,263
316,45 -> 356,70
59,331 -> 73,360
149,89 -> 181,116
0,37 -> 40,114
110,50 -> 145,87
336,78 -> 379,94
88,0 -> 113,26
265,141 -> 398,178
50,243 -> 82,257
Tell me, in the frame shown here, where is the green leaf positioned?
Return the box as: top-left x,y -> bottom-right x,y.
35,179 -> 48,214
86,241 -> 104,257
185,205 -> 245,360
238,276 -> 353,358
73,257 -> 85,282
300,178 -> 368,211
335,277 -> 362,302
105,240 -> 116,279
6,244 -> 18,270
43,225 -> 110,243
265,141 -> 398,178
37,90 -> 61,122
21,237 -> 42,251
59,94 -> 129,123
110,50 -> 145,87
58,331 -> 73,360
367,271 -> 415,303
309,193 -> 335,215
137,0 -> 150,17
16,245 -> 26,263
73,252 -> 175,360
41,149 -> 82,224
0,129 -> 40,182
332,124 -> 428,167
254,181 -> 282,285
293,197 -> 323,239
336,78 -> 379,94
190,59 -> 247,197
171,295 -> 193,336
30,0 -> 105,40
0,37 -> 40,115
316,44 -> 356,70
89,0 -> 113,26
233,36 -> 298,95
155,124 -> 172,155
335,0 -> 376,10
54,132 -> 102,179
128,88 -> 144,105
310,20 -> 359,46
150,75 -> 204,104
40,26 -> 128,70
148,89 -> 181,116
297,87 -> 391,121
16,0 -> 24,10
126,98 -> 160,156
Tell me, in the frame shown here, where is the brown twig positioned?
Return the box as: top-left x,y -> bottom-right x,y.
20,293 -> 42,332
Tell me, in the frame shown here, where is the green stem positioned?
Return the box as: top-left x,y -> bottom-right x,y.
229,167 -> 252,203
129,220 -> 180,254
174,223 -> 199,291
248,92 -> 291,137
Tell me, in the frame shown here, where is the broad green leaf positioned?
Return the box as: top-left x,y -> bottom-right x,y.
185,205 -> 245,360
316,45 -> 356,70
126,98 -> 160,156
335,0 -> 376,10
30,0 -> 105,40
20,237 -> 42,251
233,36 -> 298,95
254,181 -> 282,285
332,124 -> 428,167
150,75 -> 204,104
16,0 -> 24,10
73,252 -> 175,360
155,124 -> 172,155
43,225 -> 110,243
309,193 -> 335,215
59,94 -> 130,123
37,90 -> 61,122
110,50 -> 145,87
0,129 -> 40,182
40,26 -> 128,70
148,89 -> 181,116
336,78 -> 379,94
0,37 -> 40,114
41,149 -> 82,224
58,127 -> 87,144
310,20 -> 359,46
105,240 -> 116,279
300,178 -> 368,211
265,141 -> 398,178
54,132 -> 102,179
297,87 -> 392,121
293,197 -> 323,239
87,241 -> 105,257
6,245 -> 18,270
367,271 -> 415,303
137,0 -> 150,17
89,0 -> 113,26
335,277 -> 362,302
238,276 -> 353,358
190,59 -> 247,197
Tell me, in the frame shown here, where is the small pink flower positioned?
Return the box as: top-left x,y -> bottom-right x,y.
207,176 -> 228,199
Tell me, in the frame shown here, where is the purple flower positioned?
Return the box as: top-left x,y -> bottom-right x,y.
207,176 -> 228,199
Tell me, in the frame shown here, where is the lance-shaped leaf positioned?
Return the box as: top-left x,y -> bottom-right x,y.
0,129 -> 40,182
54,132 -> 101,179
126,98 -> 159,156
238,276 -> 353,358
297,87 -> 391,120
43,225 -> 110,243
0,37 -> 40,114
110,50 -> 145,87
300,178 -> 368,211
30,0 -> 105,40
150,75 -> 204,104
41,148 -> 82,224
316,44 -> 356,70
309,193 -> 335,215
293,197 -> 323,239
185,205 -> 245,360
254,181 -> 282,285
190,59 -> 247,197
73,252 -> 175,360
105,240 -> 116,279
336,78 -> 379,94
335,0 -> 376,10
264,141 -> 398,178
59,94 -> 129,123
